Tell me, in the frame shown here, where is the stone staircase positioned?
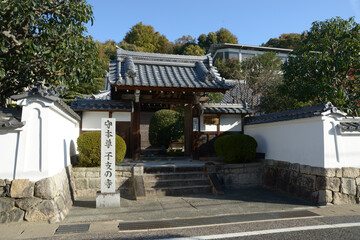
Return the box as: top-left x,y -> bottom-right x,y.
142,165 -> 213,197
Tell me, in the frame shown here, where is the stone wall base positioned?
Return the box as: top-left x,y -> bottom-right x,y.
263,160 -> 360,205
72,166 -> 133,199
216,162 -> 263,189
0,166 -> 74,224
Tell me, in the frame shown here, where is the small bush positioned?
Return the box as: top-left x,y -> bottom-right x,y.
214,134 -> 257,164
149,109 -> 184,149
77,131 -> 126,167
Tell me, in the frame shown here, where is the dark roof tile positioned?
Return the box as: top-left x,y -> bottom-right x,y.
108,48 -> 231,90
202,103 -> 253,114
339,122 -> 360,131
71,99 -> 132,111
245,102 -> 345,125
11,82 -> 80,121
0,108 -> 24,129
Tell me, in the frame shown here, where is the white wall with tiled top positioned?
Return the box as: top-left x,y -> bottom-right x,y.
12,97 -> 80,181
323,117 -> 360,168
245,114 -> 360,168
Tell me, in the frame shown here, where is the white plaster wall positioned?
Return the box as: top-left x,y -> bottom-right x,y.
200,115 -> 217,132
12,97 -> 79,181
0,131 -> 19,179
245,117 -> 325,167
112,112 -> 131,122
46,106 -> 79,177
200,114 -> 242,132
82,111 -> 131,131
323,116 -> 360,168
220,114 -> 242,132
82,111 -> 108,131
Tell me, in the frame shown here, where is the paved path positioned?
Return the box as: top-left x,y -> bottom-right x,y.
65,187 -> 314,223
1,187 -> 360,239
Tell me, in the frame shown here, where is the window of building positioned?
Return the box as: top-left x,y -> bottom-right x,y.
224,52 -> 239,60
241,53 -> 255,61
278,56 -> 288,64
229,52 -> 239,60
213,52 -> 224,63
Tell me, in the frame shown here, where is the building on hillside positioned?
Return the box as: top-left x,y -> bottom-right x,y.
209,43 -> 293,63
71,48 -> 254,160
208,43 -> 293,107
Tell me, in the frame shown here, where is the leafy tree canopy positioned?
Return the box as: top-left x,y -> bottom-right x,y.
216,28 -> 238,45
262,33 -> 304,49
215,52 -> 283,107
119,24 -> 239,55
173,35 -> 198,55
198,29 -> 238,52
97,40 -> 117,62
0,0 -> 104,106
182,44 -> 205,56
208,92 -> 223,103
280,17 -> 360,115
57,77 -> 106,105
120,22 -> 172,53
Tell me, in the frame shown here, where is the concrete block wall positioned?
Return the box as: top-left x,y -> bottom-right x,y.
72,166 -> 133,199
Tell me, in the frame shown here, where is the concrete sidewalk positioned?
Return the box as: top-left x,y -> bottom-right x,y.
1,187 -> 360,239
65,187 -> 314,223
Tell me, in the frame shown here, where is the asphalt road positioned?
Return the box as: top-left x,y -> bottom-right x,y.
31,214 -> 360,240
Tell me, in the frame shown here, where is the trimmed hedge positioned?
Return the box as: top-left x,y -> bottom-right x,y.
77,131 -> 126,167
214,134 -> 257,164
149,109 -> 184,149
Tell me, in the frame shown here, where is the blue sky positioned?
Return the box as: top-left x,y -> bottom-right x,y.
86,0 -> 360,46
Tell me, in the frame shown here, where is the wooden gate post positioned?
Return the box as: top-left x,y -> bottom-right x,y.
184,103 -> 193,156
132,102 -> 141,160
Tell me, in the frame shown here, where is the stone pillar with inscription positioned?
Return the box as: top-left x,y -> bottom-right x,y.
96,118 -> 121,208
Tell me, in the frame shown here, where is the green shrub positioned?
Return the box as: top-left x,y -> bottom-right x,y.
214,134 -> 257,164
77,131 -> 126,167
149,109 -> 184,149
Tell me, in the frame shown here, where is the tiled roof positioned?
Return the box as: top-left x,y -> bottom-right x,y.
202,103 -> 254,114
11,82 -> 80,121
108,48 -> 231,91
83,90 -> 111,100
339,122 -> 360,131
245,102 -> 346,125
0,108 -> 24,129
221,80 -> 261,106
71,99 -> 132,111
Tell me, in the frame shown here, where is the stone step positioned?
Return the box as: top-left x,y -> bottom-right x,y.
144,166 -> 205,174
145,185 -> 212,197
144,178 -> 210,188
143,172 -> 207,181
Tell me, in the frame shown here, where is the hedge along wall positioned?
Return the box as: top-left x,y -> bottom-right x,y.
72,166 -> 133,199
